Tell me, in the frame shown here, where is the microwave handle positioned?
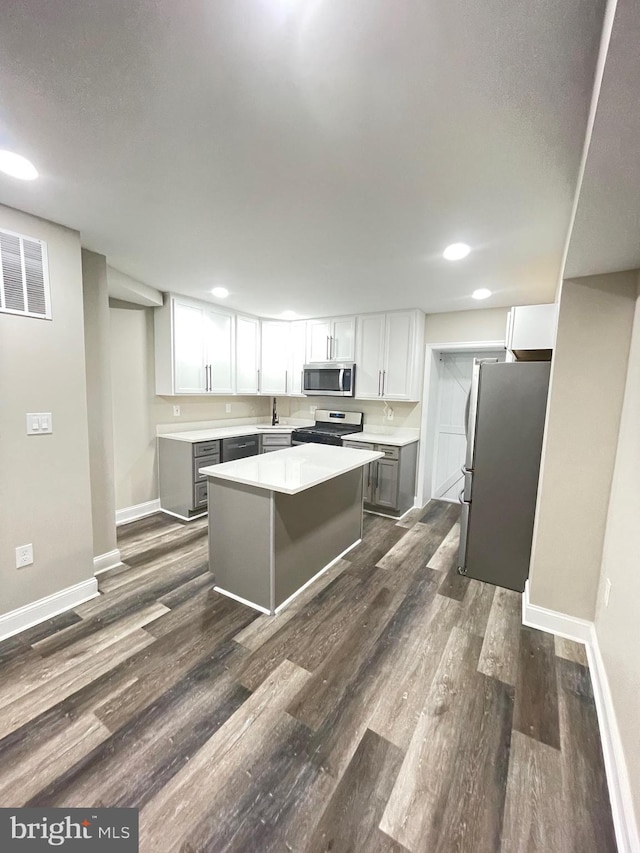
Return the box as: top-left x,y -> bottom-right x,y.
339,367 -> 344,391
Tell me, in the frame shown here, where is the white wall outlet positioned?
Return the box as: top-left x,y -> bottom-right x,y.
225,403 -> 232,413
26,413 -> 53,435
16,544 -> 33,568
604,578 -> 612,607
173,405 -> 181,417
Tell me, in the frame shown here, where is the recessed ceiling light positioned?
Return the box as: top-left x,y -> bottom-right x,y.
280,310 -> 297,319
472,288 -> 491,300
0,150 -> 38,181
211,286 -> 229,298
443,242 -> 471,261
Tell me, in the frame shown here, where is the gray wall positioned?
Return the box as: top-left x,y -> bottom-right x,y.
82,250 -> 117,559
595,276 -> 640,824
529,272 -> 637,619
0,205 -> 94,615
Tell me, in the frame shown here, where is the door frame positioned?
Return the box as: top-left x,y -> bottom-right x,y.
416,340 -> 505,508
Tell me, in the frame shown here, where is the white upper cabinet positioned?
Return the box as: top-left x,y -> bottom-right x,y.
355,309 -> 424,401
306,316 -> 355,362
307,319 -> 331,362
154,295 -> 233,395
235,314 -> 260,394
506,303 -> 557,354
355,313 -> 386,398
260,320 -> 291,395
289,320 -> 307,395
172,301 -> 207,394
155,295 -> 425,401
204,306 -> 234,393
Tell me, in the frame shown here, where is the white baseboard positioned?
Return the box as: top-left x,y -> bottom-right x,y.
115,499 -> 161,526
160,508 -> 207,522
523,581 -> 639,853
522,580 -> 593,642
274,537 -> 362,614
93,549 -> 122,575
586,627 -> 640,853
0,578 -> 99,642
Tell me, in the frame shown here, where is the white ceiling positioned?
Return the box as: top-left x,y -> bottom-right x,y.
565,0 -> 640,279
0,0 -> 605,318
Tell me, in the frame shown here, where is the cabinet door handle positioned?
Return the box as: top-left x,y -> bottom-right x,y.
257,368 -> 260,391
382,370 -> 386,397
378,370 -> 382,396
285,370 -> 288,393
330,335 -> 334,359
326,336 -> 330,360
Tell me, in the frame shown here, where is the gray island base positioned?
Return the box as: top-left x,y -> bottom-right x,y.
201,444 -> 384,614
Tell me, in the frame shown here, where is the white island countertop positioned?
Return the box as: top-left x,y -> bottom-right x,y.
200,443 -> 383,495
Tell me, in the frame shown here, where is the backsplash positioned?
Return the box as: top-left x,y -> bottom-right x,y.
279,396 -> 422,429
153,395 -> 270,428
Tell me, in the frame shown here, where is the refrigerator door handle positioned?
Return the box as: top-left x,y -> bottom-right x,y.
458,488 -> 465,505
457,499 -> 470,576
464,360 -> 482,471
464,358 -> 499,472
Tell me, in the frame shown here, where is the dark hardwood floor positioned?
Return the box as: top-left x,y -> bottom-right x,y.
0,502 -> 617,852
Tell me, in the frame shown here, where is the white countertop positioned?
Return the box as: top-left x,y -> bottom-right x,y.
159,423 -> 419,446
158,425 -> 297,443
199,444 -> 384,495
342,429 -> 419,447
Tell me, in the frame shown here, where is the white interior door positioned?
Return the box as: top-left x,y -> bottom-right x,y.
433,350 -> 503,501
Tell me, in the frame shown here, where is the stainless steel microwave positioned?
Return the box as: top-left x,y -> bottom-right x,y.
302,362 -> 356,397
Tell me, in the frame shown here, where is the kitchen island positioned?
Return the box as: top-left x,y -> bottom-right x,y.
200,443 -> 383,615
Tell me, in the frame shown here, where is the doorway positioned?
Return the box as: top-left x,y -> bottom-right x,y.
431,349 -> 504,502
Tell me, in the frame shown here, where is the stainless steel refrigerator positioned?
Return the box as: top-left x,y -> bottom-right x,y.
457,359 -> 550,592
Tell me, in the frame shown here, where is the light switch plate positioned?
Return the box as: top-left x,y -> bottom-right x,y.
173,405 -> 181,417
26,413 -> 53,435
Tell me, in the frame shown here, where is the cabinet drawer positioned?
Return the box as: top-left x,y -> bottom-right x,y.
194,454 -> 219,482
194,481 -> 208,508
222,435 -> 259,462
194,441 -> 221,457
261,433 -> 291,447
343,440 -> 370,450
375,444 -> 399,460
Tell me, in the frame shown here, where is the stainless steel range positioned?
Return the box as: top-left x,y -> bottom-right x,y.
292,410 -> 364,446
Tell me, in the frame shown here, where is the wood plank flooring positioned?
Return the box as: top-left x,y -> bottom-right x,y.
0,504 -> 617,852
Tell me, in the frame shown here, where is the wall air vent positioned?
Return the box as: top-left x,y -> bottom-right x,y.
0,227 -> 51,319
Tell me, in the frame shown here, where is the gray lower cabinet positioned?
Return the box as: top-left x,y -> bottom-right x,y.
158,437 -> 222,519
343,440 -> 418,516
260,433 -> 292,453
221,434 -> 259,462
